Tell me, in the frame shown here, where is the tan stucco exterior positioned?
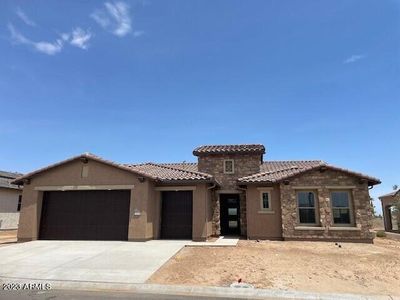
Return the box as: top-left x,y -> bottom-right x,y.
246,185 -> 282,239
0,188 -> 22,229
17,158 -> 212,242
379,194 -> 399,232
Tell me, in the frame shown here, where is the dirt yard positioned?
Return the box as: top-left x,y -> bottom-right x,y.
148,238 -> 400,296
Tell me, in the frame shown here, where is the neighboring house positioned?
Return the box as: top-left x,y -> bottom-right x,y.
12,144 -> 380,243
379,190 -> 400,232
0,171 -> 23,230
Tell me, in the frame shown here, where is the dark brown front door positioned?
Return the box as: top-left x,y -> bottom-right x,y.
220,194 -> 240,236
39,190 -> 130,241
161,191 -> 193,239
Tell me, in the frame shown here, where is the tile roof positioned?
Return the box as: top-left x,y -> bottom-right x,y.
12,153 -> 214,185
238,160 -> 324,183
0,170 -> 23,190
238,161 -> 381,185
12,153 -> 161,185
11,152 -> 380,186
157,162 -> 199,173
124,163 -> 213,182
193,144 -> 265,156
379,190 -> 400,198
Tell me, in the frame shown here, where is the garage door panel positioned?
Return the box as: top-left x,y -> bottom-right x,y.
161,191 -> 192,239
39,190 -> 130,241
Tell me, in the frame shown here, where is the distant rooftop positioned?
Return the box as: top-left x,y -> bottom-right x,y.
379,190 -> 400,198
0,170 -> 23,190
193,144 -> 265,156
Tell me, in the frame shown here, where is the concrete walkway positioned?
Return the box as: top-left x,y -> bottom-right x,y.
0,240 -> 186,284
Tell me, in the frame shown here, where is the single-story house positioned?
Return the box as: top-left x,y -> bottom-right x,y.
12,144 -> 380,243
379,190 -> 399,232
0,171 -> 23,230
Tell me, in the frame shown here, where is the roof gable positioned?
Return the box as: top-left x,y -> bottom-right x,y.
12,154 -> 215,185
238,162 -> 381,185
12,153 -> 158,185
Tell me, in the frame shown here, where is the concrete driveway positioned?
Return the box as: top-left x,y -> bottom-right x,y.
0,240 -> 187,284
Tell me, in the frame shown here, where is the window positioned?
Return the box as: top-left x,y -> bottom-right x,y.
297,191 -> 317,224
331,191 -> 352,225
260,192 -> 271,210
223,160 -> 234,174
17,195 -> 22,212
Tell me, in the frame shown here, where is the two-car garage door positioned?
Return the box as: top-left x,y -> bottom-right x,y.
39,190 -> 130,241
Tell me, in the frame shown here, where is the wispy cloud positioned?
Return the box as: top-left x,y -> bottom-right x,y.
91,1 -> 132,37
70,28 -> 92,49
8,23 -> 92,55
133,30 -> 144,37
8,23 -> 63,55
343,54 -> 366,64
16,7 -> 36,27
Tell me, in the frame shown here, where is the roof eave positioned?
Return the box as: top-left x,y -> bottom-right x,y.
193,150 -> 265,156
156,178 -> 215,185
237,180 -> 275,185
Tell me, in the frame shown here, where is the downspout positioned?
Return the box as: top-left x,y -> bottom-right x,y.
206,181 -> 217,239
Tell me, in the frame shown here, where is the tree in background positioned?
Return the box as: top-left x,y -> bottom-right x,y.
393,185 -> 400,211
370,197 -> 379,217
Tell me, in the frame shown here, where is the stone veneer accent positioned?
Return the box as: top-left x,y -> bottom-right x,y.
197,153 -> 261,236
280,169 -> 374,242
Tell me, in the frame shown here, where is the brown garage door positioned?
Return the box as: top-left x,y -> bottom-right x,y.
39,190 -> 130,241
161,191 -> 193,239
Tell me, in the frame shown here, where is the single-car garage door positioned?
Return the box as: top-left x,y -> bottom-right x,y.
39,190 -> 130,241
161,191 -> 193,239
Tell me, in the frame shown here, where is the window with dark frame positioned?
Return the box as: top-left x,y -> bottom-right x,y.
297,191 -> 317,224
17,195 -> 22,212
261,192 -> 270,210
331,191 -> 352,225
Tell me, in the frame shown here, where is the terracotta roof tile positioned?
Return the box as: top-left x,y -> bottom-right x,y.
11,153 -> 380,186
193,144 -> 265,156
238,161 -> 380,185
124,163 -> 212,182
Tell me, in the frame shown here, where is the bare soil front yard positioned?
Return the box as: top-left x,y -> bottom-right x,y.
148,238 -> 400,296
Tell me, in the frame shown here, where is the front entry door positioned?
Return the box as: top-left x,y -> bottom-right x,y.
220,194 -> 240,236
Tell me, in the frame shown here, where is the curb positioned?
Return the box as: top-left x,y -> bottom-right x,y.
0,277 -> 397,300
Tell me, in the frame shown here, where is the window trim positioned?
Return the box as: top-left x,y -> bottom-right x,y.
223,159 -> 235,174
330,190 -> 355,227
296,190 -> 319,226
259,190 -> 272,212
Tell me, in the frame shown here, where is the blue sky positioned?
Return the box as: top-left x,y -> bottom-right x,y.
0,1 -> 399,213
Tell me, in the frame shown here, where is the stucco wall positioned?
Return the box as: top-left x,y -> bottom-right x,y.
280,169 -> 374,242
246,185 -> 282,239
17,158 -> 211,241
17,159 -> 151,241
380,195 -> 400,231
0,188 -> 21,229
